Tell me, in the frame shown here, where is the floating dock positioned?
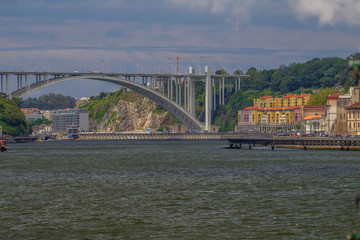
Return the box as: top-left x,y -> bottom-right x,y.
228,136 -> 360,151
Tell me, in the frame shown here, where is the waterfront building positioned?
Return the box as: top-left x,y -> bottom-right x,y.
21,108 -> 44,122
333,87 -> 360,136
326,93 -> 339,133
238,93 -> 310,133
253,94 -> 311,108
346,102 -> 360,136
52,109 -> 89,134
303,105 -> 327,118
41,110 -> 55,121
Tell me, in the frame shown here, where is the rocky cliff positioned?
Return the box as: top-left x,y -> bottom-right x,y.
82,90 -> 178,132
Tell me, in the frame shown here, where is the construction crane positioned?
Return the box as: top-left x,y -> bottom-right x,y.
168,56 -> 209,74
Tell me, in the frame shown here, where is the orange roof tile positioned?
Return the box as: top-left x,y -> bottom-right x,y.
302,115 -> 323,120
260,96 -> 273,99
328,93 -> 340,100
304,105 -> 327,110
243,107 -> 259,110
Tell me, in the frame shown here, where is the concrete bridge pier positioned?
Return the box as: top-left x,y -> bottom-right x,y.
7,74 -> 11,99
1,75 -> 3,93
205,66 -> 212,132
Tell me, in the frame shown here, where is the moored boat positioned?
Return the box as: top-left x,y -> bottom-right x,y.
0,139 -> 8,152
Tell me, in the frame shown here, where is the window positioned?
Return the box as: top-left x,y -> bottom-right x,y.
349,123 -> 352,128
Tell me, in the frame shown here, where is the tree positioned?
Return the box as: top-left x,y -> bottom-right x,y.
307,88 -> 338,105
234,70 -> 244,75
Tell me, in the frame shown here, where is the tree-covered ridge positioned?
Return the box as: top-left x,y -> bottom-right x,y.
20,93 -> 76,110
241,56 -> 356,93
0,97 -> 31,136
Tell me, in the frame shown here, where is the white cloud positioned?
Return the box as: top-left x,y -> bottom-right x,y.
164,0 -> 259,29
293,0 -> 360,26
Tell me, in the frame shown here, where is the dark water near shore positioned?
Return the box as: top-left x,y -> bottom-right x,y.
1,140 -> 360,239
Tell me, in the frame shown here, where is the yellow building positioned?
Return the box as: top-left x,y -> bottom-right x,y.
240,94 -> 310,126
253,94 -> 311,108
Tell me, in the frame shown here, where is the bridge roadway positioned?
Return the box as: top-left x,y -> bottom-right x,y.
228,136 -> 360,150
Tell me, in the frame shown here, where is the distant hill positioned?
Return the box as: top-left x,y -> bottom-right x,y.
20,93 -> 76,110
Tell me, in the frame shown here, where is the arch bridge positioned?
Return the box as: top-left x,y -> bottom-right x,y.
0,67 -> 247,131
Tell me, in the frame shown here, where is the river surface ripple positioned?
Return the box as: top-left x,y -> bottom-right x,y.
0,140 -> 360,239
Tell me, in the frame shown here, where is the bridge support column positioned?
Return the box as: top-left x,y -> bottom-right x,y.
189,79 -> 195,117
205,66 -> 212,132
178,79 -> 182,105
222,77 -> 225,105
175,78 -> 179,104
170,77 -> 173,100
213,78 -> 216,110
7,74 -> 11,99
184,78 -> 187,110
27,74 -> 30,89
167,78 -> 170,99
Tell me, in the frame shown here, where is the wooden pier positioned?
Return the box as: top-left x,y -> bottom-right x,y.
228,136 -> 360,151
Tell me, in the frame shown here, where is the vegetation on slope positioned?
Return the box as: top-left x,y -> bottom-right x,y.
0,97 -> 31,136
81,89 -> 179,131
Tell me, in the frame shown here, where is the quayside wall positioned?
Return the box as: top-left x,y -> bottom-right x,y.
78,132 -> 247,140
227,136 -> 360,151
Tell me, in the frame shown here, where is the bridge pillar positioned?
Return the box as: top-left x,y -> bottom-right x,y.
222,77 -> 225,105
27,74 -> 30,89
7,74 -> 11,99
213,78 -> 216,110
189,79 -> 195,117
218,77 -> 222,105
205,66 -> 212,132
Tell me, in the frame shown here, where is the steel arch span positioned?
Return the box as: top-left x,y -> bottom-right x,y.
11,74 -> 204,130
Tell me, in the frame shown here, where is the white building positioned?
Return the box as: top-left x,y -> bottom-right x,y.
52,109 -> 89,134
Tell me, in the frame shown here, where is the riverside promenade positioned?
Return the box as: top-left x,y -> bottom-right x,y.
228,136 -> 360,151
78,132 -> 242,140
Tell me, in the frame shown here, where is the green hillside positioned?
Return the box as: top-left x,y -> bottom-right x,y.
0,97 -> 31,136
211,54 -> 359,131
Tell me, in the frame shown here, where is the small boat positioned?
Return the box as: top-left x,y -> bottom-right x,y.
0,140 -> 8,152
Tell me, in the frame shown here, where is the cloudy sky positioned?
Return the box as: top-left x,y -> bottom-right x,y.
1,0 -> 360,98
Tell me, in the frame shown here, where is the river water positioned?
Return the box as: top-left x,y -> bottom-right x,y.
1,140 -> 360,239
